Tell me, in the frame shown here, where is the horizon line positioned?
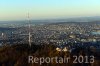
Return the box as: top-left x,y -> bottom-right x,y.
0,16 -> 100,22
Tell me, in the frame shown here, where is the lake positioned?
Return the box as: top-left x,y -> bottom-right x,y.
92,31 -> 100,35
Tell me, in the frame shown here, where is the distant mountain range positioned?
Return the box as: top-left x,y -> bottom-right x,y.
0,16 -> 100,25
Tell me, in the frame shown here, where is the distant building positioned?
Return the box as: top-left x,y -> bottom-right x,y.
56,47 -> 62,52
56,47 -> 68,52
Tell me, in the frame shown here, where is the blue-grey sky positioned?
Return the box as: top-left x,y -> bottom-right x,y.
0,0 -> 100,21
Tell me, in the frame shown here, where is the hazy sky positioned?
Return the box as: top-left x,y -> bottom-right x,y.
0,0 -> 100,21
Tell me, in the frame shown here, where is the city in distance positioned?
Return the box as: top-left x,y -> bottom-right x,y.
1,0 -> 100,66
0,17 -> 100,66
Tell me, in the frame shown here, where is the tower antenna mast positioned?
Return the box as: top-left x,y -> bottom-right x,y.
28,13 -> 31,47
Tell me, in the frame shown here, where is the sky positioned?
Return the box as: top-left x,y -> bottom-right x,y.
0,0 -> 100,21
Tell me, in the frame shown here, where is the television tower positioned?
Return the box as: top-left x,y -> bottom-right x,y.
28,13 -> 31,47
